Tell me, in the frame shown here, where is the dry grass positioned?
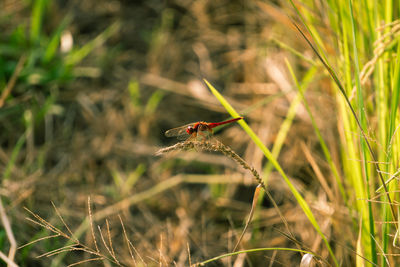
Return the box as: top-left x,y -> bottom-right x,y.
20,199 -> 137,266
0,0 -> 361,266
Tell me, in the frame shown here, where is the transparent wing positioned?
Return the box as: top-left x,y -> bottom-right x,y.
165,123 -> 194,138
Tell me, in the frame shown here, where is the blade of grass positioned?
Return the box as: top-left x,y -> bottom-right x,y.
289,2 -> 400,265
381,31 -> 400,266
288,2 -> 397,234
43,14 -> 73,63
348,0 -> 377,264
3,134 -> 26,180
204,79 -> 339,266
270,38 -> 318,66
65,22 -> 120,67
30,0 -> 48,43
194,247 -> 327,267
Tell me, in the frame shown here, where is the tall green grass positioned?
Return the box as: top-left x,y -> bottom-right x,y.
205,79 -> 339,266
288,1 -> 400,266
207,0 -> 399,265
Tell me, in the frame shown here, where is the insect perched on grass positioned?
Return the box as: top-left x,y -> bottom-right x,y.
165,117 -> 243,141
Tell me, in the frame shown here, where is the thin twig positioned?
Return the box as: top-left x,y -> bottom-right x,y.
119,215 -> 137,266
37,245 -> 79,258
97,225 -> 121,265
106,219 -> 120,265
52,202 -> 78,242
67,257 -> 105,267
88,197 -> 100,253
23,206 -> 118,266
232,184 -> 262,252
187,242 -> 192,267
17,234 -> 60,249
0,251 -> 18,267
0,197 -> 17,266
0,55 -> 26,108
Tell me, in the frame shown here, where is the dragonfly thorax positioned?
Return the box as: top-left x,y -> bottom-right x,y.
197,123 -> 208,131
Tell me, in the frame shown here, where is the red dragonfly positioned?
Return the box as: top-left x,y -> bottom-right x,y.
165,117 -> 243,141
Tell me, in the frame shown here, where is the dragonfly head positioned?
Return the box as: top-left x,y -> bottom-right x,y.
186,126 -> 195,135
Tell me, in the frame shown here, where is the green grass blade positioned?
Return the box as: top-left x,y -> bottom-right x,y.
3,134 -> 26,180
381,26 -> 400,267
196,247 -> 323,266
348,0 -> 377,264
387,43 -> 400,153
144,90 -> 164,115
271,38 -> 318,66
43,14 -> 72,63
289,2 -> 398,249
65,22 -> 120,67
30,0 -> 48,43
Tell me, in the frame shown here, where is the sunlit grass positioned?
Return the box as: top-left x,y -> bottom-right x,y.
3,0 -> 400,265
288,0 -> 400,266
204,79 -> 339,266
206,0 -> 400,264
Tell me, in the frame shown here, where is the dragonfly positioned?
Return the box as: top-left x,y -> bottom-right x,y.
165,117 -> 243,141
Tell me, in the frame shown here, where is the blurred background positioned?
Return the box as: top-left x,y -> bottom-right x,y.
1,0 -> 389,266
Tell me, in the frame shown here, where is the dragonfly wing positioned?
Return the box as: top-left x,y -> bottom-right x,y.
176,133 -> 191,140
165,123 -> 192,138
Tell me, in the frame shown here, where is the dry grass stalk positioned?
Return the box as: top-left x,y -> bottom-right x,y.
52,202 -> 78,242
348,19 -> 400,99
0,252 -> 18,267
119,214 -> 139,265
106,219 -> 119,264
187,242 -> 192,266
88,197 -> 100,253
232,184 -> 262,253
0,55 -> 26,108
0,197 -> 17,267
97,224 -> 120,265
157,140 -> 300,253
156,140 -> 266,189
66,257 -> 105,267
21,200 -> 139,266
355,19 -> 400,91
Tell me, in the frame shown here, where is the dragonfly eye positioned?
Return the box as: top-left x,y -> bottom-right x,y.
186,126 -> 194,134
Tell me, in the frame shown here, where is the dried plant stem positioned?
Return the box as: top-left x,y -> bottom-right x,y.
119,214 -> 140,265
23,204 -> 121,266
157,140 -> 299,251
158,140 -> 265,187
0,252 -> 18,267
0,55 -> 26,108
0,197 -> 17,267
88,197 -> 100,253
232,184 -> 262,252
